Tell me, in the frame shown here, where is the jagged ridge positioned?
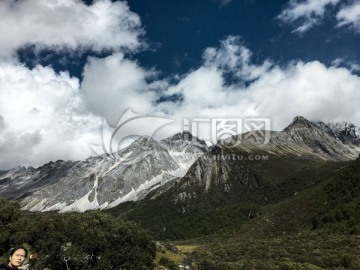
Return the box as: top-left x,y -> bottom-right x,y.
0,133 -> 208,212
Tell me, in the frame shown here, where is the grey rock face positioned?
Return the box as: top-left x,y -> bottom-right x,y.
1,117 -> 359,212
232,116 -> 360,161
0,161 -> 75,200
317,121 -> 360,146
160,131 -> 208,153
171,144 -> 266,205
173,146 -> 231,202
160,131 -> 209,168
0,133 -> 208,212
169,116 -> 360,203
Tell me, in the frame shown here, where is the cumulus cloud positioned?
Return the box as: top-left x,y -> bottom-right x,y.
332,58 -> 360,72
337,2 -> 360,31
278,0 -> 341,33
203,36 -> 272,81
0,0 -> 143,59
0,63 -> 101,169
158,36 -> 360,139
0,0 -> 148,169
2,30 -> 360,169
245,61 -> 360,128
81,53 -> 159,124
1,0 -> 360,172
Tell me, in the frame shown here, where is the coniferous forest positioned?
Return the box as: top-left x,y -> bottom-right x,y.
0,201 -> 155,269
1,158 -> 360,269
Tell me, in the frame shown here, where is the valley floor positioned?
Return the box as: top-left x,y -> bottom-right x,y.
177,231 -> 360,270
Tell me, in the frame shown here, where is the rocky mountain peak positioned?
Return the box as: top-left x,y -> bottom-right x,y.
119,135 -> 164,155
1,117 -> 359,213
233,115 -> 359,161
166,131 -> 207,145
168,131 -> 193,141
0,131 -> 209,212
130,135 -> 156,146
160,131 -> 208,153
283,116 -> 318,132
317,121 -> 360,145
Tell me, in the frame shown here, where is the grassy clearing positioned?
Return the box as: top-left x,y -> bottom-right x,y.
176,245 -> 197,254
155,250 -> 184,265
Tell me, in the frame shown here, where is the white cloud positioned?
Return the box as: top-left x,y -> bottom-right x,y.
332,58 -> 360,72
0,0 -> 149,169
245,61 -> 360,128
337,2 -> 360,31
0,0 -> 143,60
203,36 -> 272,81
0,63 -> 101,169
81,53 -> 158,125
0,0 -> 359,172
278,0 -> 341,33
158,37 -> 360,138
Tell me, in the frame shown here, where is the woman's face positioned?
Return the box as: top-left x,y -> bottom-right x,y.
9,249 -> 26,268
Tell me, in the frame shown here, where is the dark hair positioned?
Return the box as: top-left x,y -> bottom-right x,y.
9,246 -> 28,258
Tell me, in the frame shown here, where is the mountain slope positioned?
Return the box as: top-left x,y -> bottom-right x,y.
191,157 -> 360,269
317,120 -> 360,145
0,133 -> 208,212
1,116 -> 359,214
111,116 -> 360,239
233,116 -> 359,161
110,149 -> 351,239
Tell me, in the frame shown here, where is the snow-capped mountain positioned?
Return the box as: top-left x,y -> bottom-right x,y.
0,117 -> 359,213
317,121 -> 360,146
230,116 -> 360,161
0,133 -> 208,212
162,116 -> 360,205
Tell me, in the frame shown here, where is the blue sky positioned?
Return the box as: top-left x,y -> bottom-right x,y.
128,0 -> 360,76
0,0 -> 360,169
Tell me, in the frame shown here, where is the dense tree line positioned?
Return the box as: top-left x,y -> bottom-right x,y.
114,158 -> 350,240
314,157 -> 360,233
0,199 -> 21,258
193,232 -> 360,269
2,157 -> 359,269
0,198 -> 156,269
193,158 -> 360,269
